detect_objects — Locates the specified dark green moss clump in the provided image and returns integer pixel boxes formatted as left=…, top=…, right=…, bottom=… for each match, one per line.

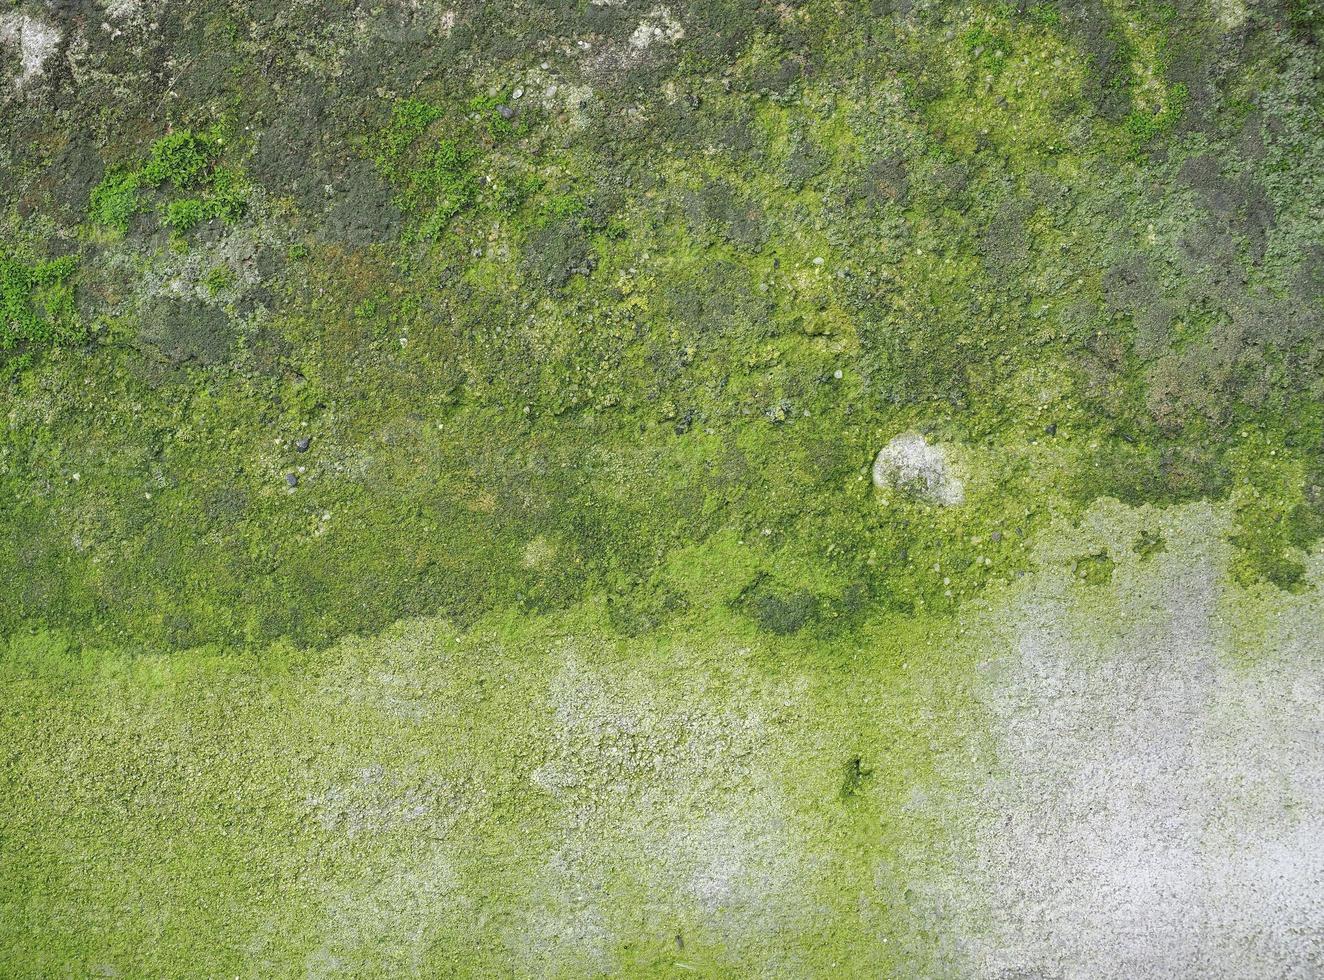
left=737, top=574, right=822, bottom=635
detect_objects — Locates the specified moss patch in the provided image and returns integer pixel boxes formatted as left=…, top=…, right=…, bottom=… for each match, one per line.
left=0, top=251, right=80, bottom=371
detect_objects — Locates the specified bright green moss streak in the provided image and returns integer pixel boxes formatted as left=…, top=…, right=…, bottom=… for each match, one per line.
left=371, top=95, right=537, bottom=240
left=161, top=167, right=249, bottom=233
left=86, top=125, right=249, bottom=238
left=0, top=252, right=80, bottom=370
left=140, top=129, right=223, bottom=189
left=86, top=171, right=138, bottom=232
left=202, top=263, right=237, bottom=296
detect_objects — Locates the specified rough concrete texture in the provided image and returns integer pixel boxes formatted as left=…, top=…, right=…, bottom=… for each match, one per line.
left=947, top=501, right=1324, bottom=978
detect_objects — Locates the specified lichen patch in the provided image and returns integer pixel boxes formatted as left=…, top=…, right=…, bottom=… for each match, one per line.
left=0, top=12, right=60, bottom=91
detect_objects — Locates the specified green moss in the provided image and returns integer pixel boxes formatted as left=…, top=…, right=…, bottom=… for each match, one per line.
left=1133, top=528, right=1167, bottom=560
left=1124, top=81, right=1188, bottom=159
left=1, top=4, right=1323, bottom=971
left=0, top=598, right=986, bottom=978
left=1071, top=550, right=1116, bottom=586
left=0, top=252, right=81, bottom=370
left=837, top=755, right=873, bottom=801
left=140, top=129, right=224, bottom=189
left=87, top=171, right=140, bottom=233
left=1287, top=0, right=1323, bottom=38
left=1026, top=3, right=1059, bottom=27
left=161, top=197, right=209, bottom=232
left=1230, top=499, right=1317, bottom=592
left=161, top=171, right=248, bottom=235
left=371, top=98, right=486, bottom=239
left=202, top=264, right=237, bottom=296
left=1216, top=421, right=1324, bottom=592
left=735, top=572, right=822, bottom=634
left=5, top=500, right=1298, bottom=975
left=86, top=126, right=248, bottom=238
left=1, top=0, right=1319, bottom=655
left=408, top=139, right=480, bottom=234
left=370, top=94, right=546, bottom=241
left=374, top=98, right=446, bottom=169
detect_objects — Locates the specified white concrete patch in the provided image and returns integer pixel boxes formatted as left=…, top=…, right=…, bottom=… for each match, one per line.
left=586, top=4, right=684, bottom=76
left=951, top=502, right=1324, bottom=978
left=305, top=844, right=461, bottom=977
left=101, top=0, right=141, bottom=19
left=0, top=12, right=61, bottom=91
left=629, top=6, right=685, bottom=51
left=394, top=0, right=456, bottom=36
left=1211, top=0, right=1251, bottom=30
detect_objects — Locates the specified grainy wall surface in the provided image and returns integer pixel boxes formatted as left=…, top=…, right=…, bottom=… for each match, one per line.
left=1, top=0, right=1321, bottom=975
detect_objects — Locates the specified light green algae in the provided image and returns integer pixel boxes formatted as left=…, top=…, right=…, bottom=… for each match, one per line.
left=3, top=500, right=1319, bottom=977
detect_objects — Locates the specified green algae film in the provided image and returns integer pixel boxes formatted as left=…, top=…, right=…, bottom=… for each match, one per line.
left=1, top=0, right=1323, bottom=975
left=0, top=607, right=980, bottom=977
left=3, top=501, right=1320, bottom=976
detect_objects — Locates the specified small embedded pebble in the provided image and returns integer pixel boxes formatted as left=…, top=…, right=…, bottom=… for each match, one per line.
left=872, top=431, right=964, bottom=506
left=285, top=473, right=299, bottom=487
left=295, top=436, right=310, bottom=452
left=497, top=105, right=515, bottom=120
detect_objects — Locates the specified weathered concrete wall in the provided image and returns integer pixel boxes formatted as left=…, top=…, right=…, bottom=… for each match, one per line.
left=3, top=500, right=1319, bottom=976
